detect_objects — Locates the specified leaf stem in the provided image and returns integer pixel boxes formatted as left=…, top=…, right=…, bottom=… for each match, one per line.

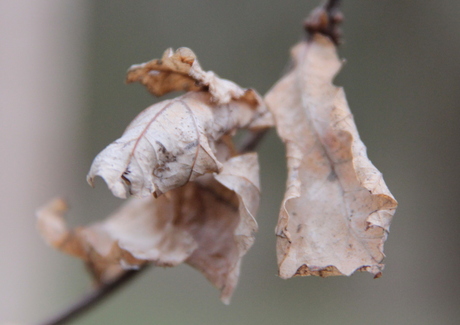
left=37, top=265, right=151, bottom=325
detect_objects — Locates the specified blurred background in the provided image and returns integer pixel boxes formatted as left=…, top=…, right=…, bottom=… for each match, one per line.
left=1, top=1, right=459, bottom=324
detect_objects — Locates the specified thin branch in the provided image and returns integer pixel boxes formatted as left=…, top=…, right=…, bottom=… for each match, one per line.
left=238, top=129, right=269, bottom=153
left=239, top=0, right=344, bottom=154
left=325, top=0, right=341, bottom=11
left=37, top=265, right=151, bottom=325
left=37, top=128, right=270, bottom=325
left=304, top=0, right=344, bottom=45
left=37, top=123, right=268, bottom=325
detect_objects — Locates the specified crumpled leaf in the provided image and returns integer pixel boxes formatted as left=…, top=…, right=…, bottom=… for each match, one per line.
left=126, top=47, right=261, bottom=106
left=265, top=34, right=398, bottom=279
left=38, top=153, right=260, bottom=304
left=88, top=48, right=271, bottom=198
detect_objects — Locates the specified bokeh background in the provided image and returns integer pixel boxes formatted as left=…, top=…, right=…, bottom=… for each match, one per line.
left=1, top=1, right=459, bottom=324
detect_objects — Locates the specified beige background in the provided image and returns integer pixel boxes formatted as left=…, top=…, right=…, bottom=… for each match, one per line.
left=1, top=1, right=459, bottom=324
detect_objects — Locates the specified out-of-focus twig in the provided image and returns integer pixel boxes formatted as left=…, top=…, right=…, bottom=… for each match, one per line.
left=304, top=0, right=344, bottom=45
left=238, top=129, right=270, bottom=153
left=37, top=265, right=151, bottom=325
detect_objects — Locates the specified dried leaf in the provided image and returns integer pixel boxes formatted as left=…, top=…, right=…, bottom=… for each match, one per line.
left=88, top=91, right=267, bottom=198
left=126, top=47, right=262, bottom=106
left=39, top=153, right=260, bottom=303
left=89, top=48, right=271, bottom=198
left=265, top=34, right=398, bottom=279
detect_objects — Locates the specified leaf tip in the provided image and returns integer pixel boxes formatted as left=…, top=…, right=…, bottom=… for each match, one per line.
left=174, top=47, right=196, bottom=65
left=36, top=197, right=70, bottom=247
left=162, top=47, right=174, bottom=59
left=220, top=295, right=231, bottom=305
left=87, top=171, right=129, bottom=199
left=86, top=174, right=95, bottom=188
left=153, top=189, right=162, bottom=198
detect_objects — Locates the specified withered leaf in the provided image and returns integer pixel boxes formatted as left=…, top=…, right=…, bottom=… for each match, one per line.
left=39, top=153, right=260, bottom=303
left=88, top=48, right=271, bottom=198
left=126, top=47, right=264, bottom=106
left=88, top=91, right=267, bottom=198
left=265, top=34, right=398, bottom=279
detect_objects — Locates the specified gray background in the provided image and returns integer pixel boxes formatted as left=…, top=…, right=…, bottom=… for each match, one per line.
left=1, top=1, right=459, bottom=324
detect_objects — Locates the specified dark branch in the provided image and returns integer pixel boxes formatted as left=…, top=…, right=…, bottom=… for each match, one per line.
left=304, top=0, right=344, bottom=45
left=325, top=0, right=341, bottom=11
left=37, top=265, right=151, bottom=325
left=238, top=129, right=269, bottom=153
left=239, top=1, right=345, bottom=153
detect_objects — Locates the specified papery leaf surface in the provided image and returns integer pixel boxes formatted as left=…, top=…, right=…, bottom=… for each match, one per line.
left=265, top=34, right=398, bottom=278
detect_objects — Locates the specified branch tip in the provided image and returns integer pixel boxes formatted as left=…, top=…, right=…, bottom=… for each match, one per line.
left=304, top=0, right=344, bottom=45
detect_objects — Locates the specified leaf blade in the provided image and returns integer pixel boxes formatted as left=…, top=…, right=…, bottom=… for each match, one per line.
left=266, top=34, right=398, bottom=279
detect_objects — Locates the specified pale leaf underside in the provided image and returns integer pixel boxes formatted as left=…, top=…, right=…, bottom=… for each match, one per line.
left=265, top=34, right=397, bottom=279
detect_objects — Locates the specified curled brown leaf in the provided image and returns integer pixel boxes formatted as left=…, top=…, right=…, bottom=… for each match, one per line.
left=89, top=48, right=271, bottom=198
left=126, top=47, right=264, bottom=106
left=39, top=153, right=260, bottom=303
left=87, top=91, right=267, bottom=198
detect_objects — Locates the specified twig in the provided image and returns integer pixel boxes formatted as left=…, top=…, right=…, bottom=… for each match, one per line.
left=37, top=265, right=151, bottom=325
left=37, top=123, right=267, bottom=325
left=239, top=0, right=344, bottom=154
left=304, top=0, right=344, bottom=45
left=325, top=0, right=341, bottom=11
left=238, top=129, right=269, bottom=153
left=37, top=129, right=269, bottom=325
